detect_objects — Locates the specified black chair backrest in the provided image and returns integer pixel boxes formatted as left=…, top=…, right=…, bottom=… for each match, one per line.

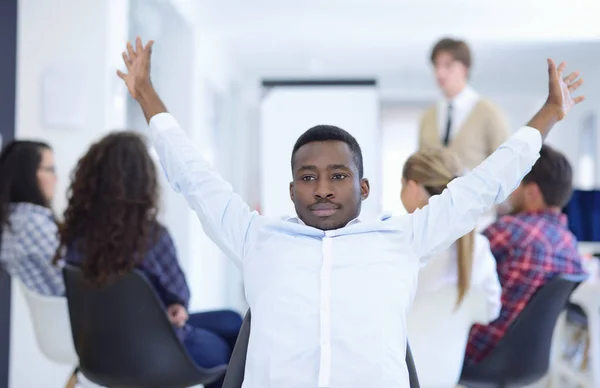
left=222, top=310, right=251, bottom=388
left=223, top=310, right=420, bottom=388
left=63, top=264, right=226, bottom=388
left=461, top=273, right=587, bottom=386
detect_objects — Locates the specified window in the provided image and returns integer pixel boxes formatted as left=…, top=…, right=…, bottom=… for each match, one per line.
left=577, top=113, right=596, bottom=190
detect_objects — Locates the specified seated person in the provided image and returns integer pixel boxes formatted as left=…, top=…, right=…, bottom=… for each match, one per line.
left=55, top=132, right=242, bottom=388
left=465, top=144, right=585, bottom=365
left=401, top=148, right=501, bottom=384
left=0, top=140, right=63, bottom=295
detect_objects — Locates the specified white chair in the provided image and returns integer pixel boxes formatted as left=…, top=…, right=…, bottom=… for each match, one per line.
left=407, top=286, right=488, bottom=387
left=16, top=279, right=80, bottom=386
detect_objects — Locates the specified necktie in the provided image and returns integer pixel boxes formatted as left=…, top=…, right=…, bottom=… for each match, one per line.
left=443, top=103, right=453, bottom=146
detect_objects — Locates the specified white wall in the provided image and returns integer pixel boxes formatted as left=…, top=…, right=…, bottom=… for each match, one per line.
left=128, top=0, right=198, bottom=304
left=260, top=85, right=381, bottom=220
left=380, top=104, right=427, bottom=216
left=11, top=0, right=129, bottom=386
left=127, top=0, right=255, bottom=312
left=186, top=29, right=245, bottom=312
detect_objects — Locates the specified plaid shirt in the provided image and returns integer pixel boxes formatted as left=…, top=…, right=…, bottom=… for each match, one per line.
left=65, top=224, right=190, bottom=309
left=465, top=209, right=584, bottom=364
left=0, top=202, right=64, bottom=296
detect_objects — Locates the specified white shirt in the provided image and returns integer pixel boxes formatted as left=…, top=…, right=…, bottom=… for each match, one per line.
left=149, top=112, right=541, bottom=388
left=415, top=234, right=501, bottom=322
left=437, top=85, right=480, bottom=142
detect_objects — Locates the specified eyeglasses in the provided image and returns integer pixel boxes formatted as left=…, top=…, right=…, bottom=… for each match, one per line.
left=38, top=166, right=56, bottom=174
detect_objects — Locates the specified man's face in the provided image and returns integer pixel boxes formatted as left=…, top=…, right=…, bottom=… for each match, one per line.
left=433, top=51, right=468, bottom=97
left=290, top=140, right=369, bottom=230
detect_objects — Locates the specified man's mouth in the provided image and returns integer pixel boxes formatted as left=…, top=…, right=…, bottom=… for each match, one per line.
left=310, top=203, right=340, bottom=217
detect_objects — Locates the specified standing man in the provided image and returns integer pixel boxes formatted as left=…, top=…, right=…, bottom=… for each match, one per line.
left=419, top=38, right=510, bottom=170
left=117, top=37, right=583, bottom=388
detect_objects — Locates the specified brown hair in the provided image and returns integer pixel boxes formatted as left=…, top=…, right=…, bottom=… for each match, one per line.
left=430, top=38, right=472, bottom=70
left=403, top=148, right=474, bottom=306
left=53, top=132, right=159, bottom=285
left=523, top=144, right=573, bottom=208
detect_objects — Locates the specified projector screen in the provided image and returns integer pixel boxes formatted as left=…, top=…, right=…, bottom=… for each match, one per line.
left=259, top=82, right=381, bottom=221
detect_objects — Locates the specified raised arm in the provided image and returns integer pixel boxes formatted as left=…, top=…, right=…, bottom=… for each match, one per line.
left=405, top=59, right=584, bottom=258
left=117, top=37, right=259, bottom=266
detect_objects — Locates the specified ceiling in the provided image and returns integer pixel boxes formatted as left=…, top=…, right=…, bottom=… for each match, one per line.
left=165, top=0, right=599, bottom=97
left=181, top=0, right=598, bottom=75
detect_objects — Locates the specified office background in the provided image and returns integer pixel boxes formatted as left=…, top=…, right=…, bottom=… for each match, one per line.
left=1, top=0, right=599, bottom=386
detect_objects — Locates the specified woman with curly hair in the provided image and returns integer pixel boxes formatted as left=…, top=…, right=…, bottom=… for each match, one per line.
left=55, top=132, right=241, bottom=388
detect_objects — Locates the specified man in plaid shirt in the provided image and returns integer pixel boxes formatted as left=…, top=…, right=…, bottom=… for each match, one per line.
left=465, top=144, right=585, bottom=364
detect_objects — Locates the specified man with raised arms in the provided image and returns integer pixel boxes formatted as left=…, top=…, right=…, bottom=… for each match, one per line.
left=117, top=37, right=583, bottom=388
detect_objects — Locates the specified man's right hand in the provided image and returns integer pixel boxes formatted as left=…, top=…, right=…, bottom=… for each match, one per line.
left=117, top=37, right=167, bottom=123
left=117, top=37, right=154, bottom=100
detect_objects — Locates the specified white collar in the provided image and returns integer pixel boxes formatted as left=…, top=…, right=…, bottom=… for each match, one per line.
left=284, top=212, right=393, bottom=227
left=284, top=216, right=362, bottom=227
left=446, top=85, right=478, bottom=108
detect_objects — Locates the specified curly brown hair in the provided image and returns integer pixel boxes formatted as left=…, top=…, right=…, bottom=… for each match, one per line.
left=54, top=131, right=159, bottom=285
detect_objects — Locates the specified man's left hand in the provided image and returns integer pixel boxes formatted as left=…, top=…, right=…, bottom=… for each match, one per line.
left=546, top=59, right=585, bottom=121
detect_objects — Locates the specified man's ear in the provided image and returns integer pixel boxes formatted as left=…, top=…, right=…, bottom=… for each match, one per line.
left=525, top=182, right=543, bottom=203
left=360, top=178, right=370, bottom=200
left=289, top=181, right=294, bottom=202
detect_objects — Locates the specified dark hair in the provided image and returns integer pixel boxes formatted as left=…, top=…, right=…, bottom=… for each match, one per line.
left=291, top=125, right=364, bottom=178
left=0, top=140, right=52, bottom=227
left=523, top=144, right=573, bottom=208
left=53, top=132, right=159, bottom=285
left=431, top=38, right=472, bottom=69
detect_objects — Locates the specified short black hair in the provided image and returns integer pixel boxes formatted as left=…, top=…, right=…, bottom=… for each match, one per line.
left=291, top=125, right=364, bottom=178
left=523, top=144, right=573, bottom=208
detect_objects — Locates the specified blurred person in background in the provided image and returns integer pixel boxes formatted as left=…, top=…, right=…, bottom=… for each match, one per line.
left=55, top=132, right=242, bottom=388
left=401, top=147, right=501, bottom=314
left=465, top=144, right=585, bottom=365
left=0, top=140, right=63, bottom=295
left=419, top=37, right=510, bottom=171
left=420, top=38, right=513, bottom=229
left=401, top=147, right=501, bottom=385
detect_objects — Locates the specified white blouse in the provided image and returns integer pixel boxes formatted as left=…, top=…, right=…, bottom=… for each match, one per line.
left=415, top=233, right=502, bottom=321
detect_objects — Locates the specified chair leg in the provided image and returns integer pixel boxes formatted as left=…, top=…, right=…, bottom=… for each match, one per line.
left=64, top=366, right=79, bottom=388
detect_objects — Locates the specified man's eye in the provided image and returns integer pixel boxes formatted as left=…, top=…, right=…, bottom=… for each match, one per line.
left=332, top=174, right=347, bottom=180
left=301, top=176, right=316, bottom=181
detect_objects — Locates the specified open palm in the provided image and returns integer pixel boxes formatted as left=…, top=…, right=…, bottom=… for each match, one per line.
left=546, top=59, right=584, bottom=120
left=117, top=37, right=154, bottom=100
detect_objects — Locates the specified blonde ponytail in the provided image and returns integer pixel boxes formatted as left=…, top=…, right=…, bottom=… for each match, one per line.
left=403, top=147, right=475, bottom=306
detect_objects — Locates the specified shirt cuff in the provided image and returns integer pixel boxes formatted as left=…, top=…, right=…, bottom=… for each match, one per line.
left=511, top=126, right=543, bottom=154
left=148, top=112, right=179, bottom=141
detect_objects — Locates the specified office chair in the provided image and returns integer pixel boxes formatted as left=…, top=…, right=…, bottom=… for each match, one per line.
left=223, top=310, right=421, bottom=388
left=63, top=264, right=227, bottom=388
left=459, top=273, right=588, bottom=388
left=16, top=279, right=80, bottom=387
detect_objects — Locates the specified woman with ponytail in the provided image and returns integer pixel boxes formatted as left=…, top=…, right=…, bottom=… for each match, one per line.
left=401, top=147, right=502, bottom=385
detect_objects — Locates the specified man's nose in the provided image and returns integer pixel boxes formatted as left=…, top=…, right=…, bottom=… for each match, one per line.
left=314, top=180, right=334, bottom=199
